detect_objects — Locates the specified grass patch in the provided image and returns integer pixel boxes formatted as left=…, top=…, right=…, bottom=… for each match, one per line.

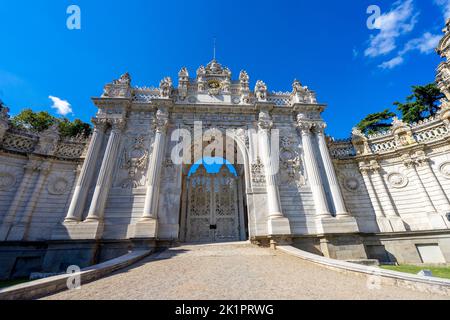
left=380, top=265, right=450, bottom=280
left=0, top=279, right=29, bottom=289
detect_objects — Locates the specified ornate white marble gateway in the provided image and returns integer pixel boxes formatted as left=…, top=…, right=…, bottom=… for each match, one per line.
left=2, top=23, right=450, bottom=279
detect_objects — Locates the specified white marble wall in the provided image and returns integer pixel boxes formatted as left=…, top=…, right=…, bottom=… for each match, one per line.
left=331, top=114, right=450, bottom=234
left=0, top=153, right=79, bottom=241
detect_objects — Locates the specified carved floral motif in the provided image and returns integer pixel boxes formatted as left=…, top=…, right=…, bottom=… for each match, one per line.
left=119, top=135, right=150, bottom=189
left=251, top=158, right=266, bottom=186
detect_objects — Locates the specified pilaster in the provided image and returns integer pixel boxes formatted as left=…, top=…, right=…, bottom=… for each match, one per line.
left=7, top=161, right=53, bottom=241
left=0, top=159, right=41, bottom=240
left=403, top=152, right=449, bottom=230
left=257, top=106, right=291, bottom=237
left=132, top=107, right=169, bottom=239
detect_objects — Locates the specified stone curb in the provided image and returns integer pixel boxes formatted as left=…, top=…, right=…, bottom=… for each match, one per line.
left=277, top=245, right=450, bottom=297
left=0, top=250, right=152, bottom=300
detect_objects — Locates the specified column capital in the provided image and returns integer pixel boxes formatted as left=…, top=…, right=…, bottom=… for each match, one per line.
left=91, top=118, right=108, bottom=132
left=414, top=150, right=430, bottom=167
left=24, top=159, right=42, bottom=173
left=359, top=160, right=380, bottom=174
left=38, top=162, right=53, bottom=175
left=109, top=119, right=126, bottom=133
left=401, top=151, right=430, bottom=168
left=401, top=154, right=416, bottom=169
left=312, top=122, right=327, bottom=135
left=296, top=120, right=314, bottom=136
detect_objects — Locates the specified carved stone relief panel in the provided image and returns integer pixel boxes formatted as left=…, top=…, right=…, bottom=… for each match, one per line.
left=278, top=130, right=306, bottom=189
left=115, top=134, right=152, bottom=189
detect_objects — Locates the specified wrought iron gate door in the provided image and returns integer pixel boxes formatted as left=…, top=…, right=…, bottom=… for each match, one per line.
left=186, top=166, right=240, bottom=242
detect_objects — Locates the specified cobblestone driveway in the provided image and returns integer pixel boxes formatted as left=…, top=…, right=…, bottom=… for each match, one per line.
left=44, top=242, right=448, bottom=300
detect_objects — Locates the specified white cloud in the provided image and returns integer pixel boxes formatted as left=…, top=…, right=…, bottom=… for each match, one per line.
left=434, top=0, right=450, bottom=20
left=400, top=32, right=441, bottom=55
left=379, top=56, right=404, bottom=69
left=378, top=32, right=441, bottom=69
left=365, top=0, right=418, bottom=58
left=49, top=96, right=73, bottom=116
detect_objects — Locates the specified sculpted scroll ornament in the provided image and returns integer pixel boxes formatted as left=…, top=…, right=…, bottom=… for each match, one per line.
left=0, top=172, right=16, bottom=191
left=440, top=162, right=450, bottom=179
left=387, top=172, right=409, bottom=189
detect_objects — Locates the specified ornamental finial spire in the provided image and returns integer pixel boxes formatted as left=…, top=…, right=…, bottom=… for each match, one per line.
left=213, top=37, right=217, bottom=60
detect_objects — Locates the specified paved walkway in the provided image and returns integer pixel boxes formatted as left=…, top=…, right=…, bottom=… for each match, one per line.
left=44, top=242, right=448, bottom=300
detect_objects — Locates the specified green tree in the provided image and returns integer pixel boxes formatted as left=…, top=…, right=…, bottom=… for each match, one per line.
left=356, top=109, right=396, bottom=135
left=58, top=118, right=92, bottom=138
left=394, top=83, right=444, bottom=124
left=10, top=109, right=56, bottom=132
left=10, top=109, right=91, bottom=137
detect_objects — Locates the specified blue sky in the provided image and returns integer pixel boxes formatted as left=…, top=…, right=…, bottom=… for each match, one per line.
left=0, top=0, right=449, bottom=138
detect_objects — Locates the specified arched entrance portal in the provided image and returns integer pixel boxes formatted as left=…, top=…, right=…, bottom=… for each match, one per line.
left=180, top=157, right=248, bottom=243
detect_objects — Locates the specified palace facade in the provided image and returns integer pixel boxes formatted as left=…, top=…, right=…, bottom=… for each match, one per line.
left=1, top=23, right=450, bottom=279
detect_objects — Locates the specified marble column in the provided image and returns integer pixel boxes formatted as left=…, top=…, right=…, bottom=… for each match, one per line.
left=65, top=118, right=107, bottom=222
left=85, top=119, right=125, bottom=221
left=315, top=123, right=349, bottom=217
left=257, top=116, right=283, bottom=219
left=297, top=121, right=331, bottom=217
left=257, top=109, right=291, bottom=237
left=141, top=108, right=169, bottom=221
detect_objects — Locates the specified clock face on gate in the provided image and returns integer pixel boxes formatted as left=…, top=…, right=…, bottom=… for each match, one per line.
left=208, top=79, right=221, bottom=89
